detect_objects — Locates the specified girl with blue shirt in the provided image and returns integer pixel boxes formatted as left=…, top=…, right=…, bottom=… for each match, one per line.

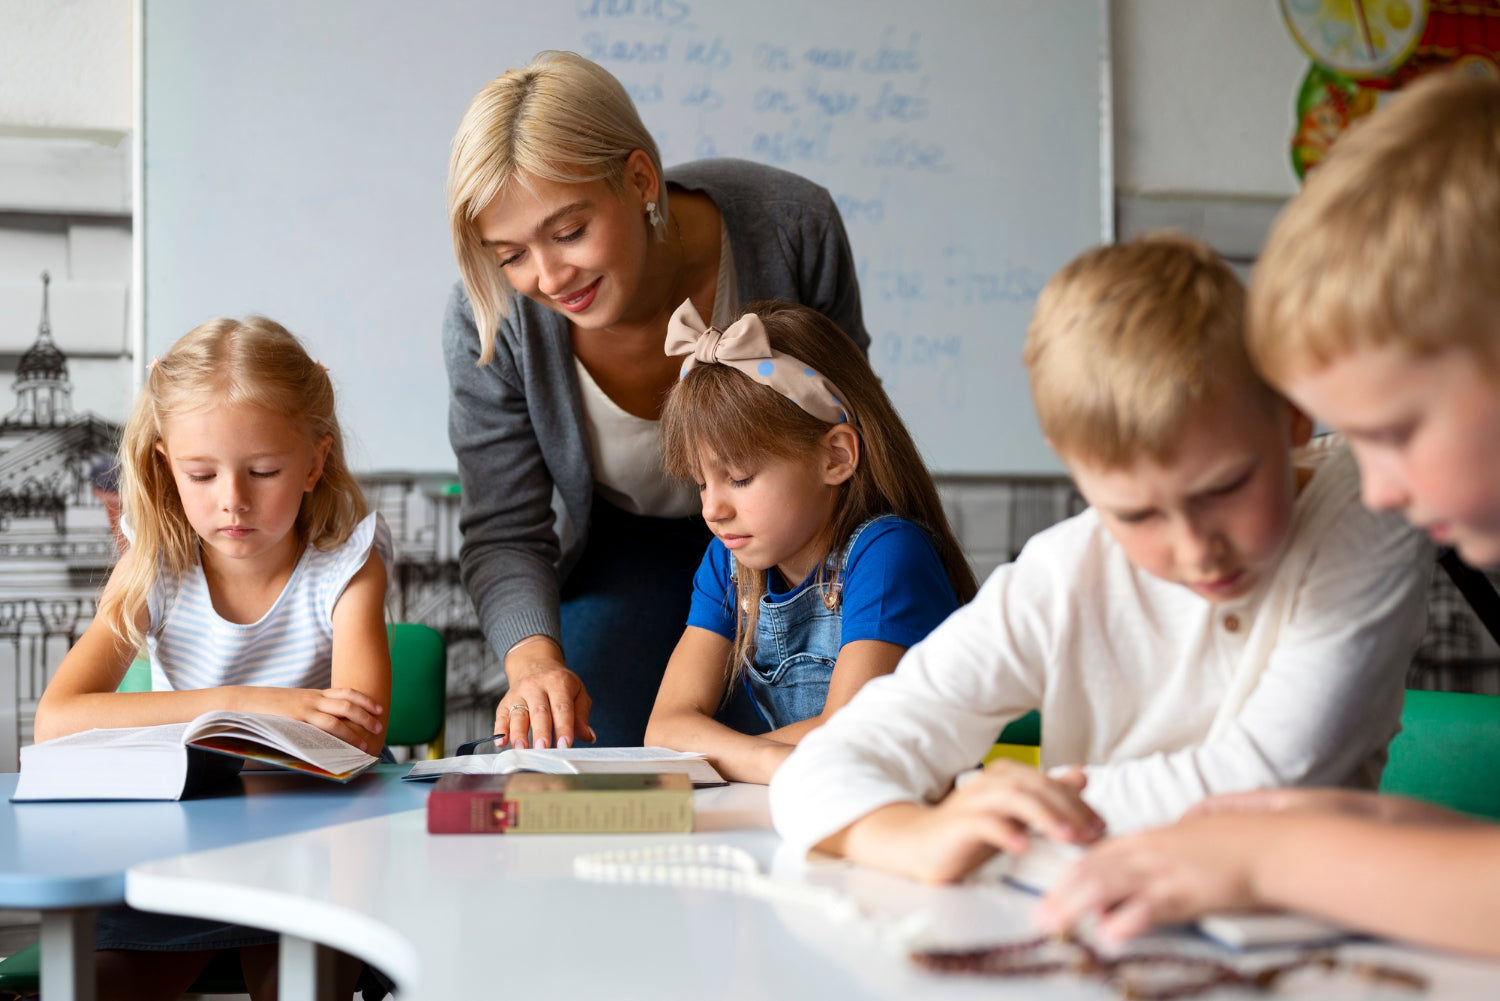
left=643, top=300, right=976, bottom=783
left=35, top=316, right=391, bottom=1000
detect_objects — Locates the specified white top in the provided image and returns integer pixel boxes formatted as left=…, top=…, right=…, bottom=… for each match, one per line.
left=573, top=222, right=740, bottom=519
left=770, top=438, right=1434, bottom=853
left=146, top=512, right=394, bottom=691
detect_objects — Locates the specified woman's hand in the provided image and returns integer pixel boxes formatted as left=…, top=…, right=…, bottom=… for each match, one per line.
left=825, top=760, right=1105, bottom=883
left=495, top=637, right=595, bottom=749
left=246, top=686, right=386, bottom=753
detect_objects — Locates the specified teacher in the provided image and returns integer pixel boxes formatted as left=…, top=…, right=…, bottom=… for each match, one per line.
left=443, top=50, right=870, bottom=748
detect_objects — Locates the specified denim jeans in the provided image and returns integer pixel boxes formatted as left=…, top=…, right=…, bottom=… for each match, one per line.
left=559, top=497, right=763, bottom=746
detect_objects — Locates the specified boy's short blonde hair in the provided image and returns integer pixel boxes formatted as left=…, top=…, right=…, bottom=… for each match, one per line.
left=1025, top=232, right=1273, bottom=468
left=1249, top=70, right=1500, bottom=385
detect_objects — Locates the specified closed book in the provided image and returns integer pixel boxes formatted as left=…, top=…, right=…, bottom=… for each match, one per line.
left=426, top=772, right=695, bottom=834
left=12, top=711, right=377, bottom=802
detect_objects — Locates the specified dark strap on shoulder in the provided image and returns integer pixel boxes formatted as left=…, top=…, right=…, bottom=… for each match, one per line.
left=1439, top=547, right=1500, bottom=648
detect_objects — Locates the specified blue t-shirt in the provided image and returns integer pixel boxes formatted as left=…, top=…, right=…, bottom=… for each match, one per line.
left=686, top=516, right=959, bottom=650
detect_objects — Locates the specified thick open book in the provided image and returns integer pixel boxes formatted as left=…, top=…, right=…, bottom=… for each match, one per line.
left=999, top=838, right=1351, bottom=950
left=404, top=746, right=727, bottom=788
left=12, top=711, right=378, bottom=802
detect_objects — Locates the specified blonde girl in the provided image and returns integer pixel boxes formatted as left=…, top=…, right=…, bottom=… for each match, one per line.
left=644, top=300, right=976, bottom=783
left=35, top=316, right=391, bottom=1000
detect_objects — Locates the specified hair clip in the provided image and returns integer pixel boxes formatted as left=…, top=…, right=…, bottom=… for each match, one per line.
left=316, top=360, right=330, bottom=372
left=145, top=356, right=160, bottom=372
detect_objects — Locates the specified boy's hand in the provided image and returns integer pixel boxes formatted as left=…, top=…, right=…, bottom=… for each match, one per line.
left=832, top=760, right=1105, bottom=883
left=247, top=686, right=386, bottom=752
left=1035, top=814, right=1269, bottom=945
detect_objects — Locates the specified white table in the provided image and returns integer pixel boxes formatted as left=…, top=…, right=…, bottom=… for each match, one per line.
left=128, top=784, right=1500, bottom=1000
left=0, top=765, right=428, bottom=1001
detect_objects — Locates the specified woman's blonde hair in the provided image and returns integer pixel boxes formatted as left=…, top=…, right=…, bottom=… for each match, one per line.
left=447, top=50, right=667, bottom=365
left=661, top=301, right=977, bottom=687
left=100, top=316, right=367, bottom=652
left=1025, top=232, right=1275, bottom=469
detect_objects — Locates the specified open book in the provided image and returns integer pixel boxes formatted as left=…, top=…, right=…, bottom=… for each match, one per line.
left=999, top=838, right=1352, bottom=950
left=12, top=711, right=378, bottom=802
left=404, top=746, right=727, bottom=788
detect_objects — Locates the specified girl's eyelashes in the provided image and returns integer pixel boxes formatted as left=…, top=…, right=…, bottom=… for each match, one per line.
left=730, top=475, right=754, bottom=488
left=556, top=226, right=585, bottom=243
left=250, top=469, right=281, bottom=479
left=497, top=249, right=522, bottom=268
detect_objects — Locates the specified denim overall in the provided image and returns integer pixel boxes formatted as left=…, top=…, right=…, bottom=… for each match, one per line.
left=741, top=515, right=898, bottom=730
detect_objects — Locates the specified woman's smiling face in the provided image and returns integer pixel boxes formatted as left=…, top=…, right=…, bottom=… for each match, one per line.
left=475, top=154, right=658, bottom=330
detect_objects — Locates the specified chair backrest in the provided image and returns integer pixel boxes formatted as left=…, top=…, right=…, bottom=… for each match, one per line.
left=1379, top=689, right=1500, bottom=819
left=386, top=622, right=447, bottom=756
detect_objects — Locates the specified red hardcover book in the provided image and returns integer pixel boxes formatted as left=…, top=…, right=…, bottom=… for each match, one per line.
left=426, top=771, right=694, bottom=834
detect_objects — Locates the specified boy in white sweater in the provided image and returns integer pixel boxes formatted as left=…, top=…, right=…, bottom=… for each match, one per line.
left=1037, top=71, right=1500, bottom=959
left=769, top=232, right=1433, bottom=883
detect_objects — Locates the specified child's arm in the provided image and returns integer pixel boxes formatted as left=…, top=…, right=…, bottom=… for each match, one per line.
left=36, top=552, right=390, bottom=751
left=820, top=759, right=1103, bottom=883
left=646, top=632, right=907, bottom=784
left=1036, top=811, right=1500, bottom=958
left=645, top=627, right=788, bottom=783
left=769, top=543, right=1088, bottom=876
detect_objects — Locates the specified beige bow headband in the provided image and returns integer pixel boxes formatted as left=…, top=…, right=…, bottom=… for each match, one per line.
left=665, top=300, right=852, bottom=426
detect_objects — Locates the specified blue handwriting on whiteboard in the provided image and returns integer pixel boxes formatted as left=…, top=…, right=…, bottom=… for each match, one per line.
left=834, top=194, right=885, bottom=225
left=574, top=0, right=693, bottom=27
left=684, top=37, right=731, bottom=68
left=804, top=47, right=856, bottom=70
left=754, top=44, right=793, bottom=72
left=864, top=137, right=948, bottom=172
left=751, top=120, right=836, bottom=165
left=866, top=81, right=928, bottom=124
left=803, top=80, right=859, bottom=116
left=583, top=32, right=671, bottom=63
left=861, top=29, right=922, bottom=73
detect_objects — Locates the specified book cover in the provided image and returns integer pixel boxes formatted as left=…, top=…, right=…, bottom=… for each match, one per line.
left=12, top=711, right=377, bottom=802
left=427, top=772, right=695, bottom=834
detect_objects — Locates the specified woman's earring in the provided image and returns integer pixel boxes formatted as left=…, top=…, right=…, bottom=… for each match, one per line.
left=645, top=201, right=663, bottom=230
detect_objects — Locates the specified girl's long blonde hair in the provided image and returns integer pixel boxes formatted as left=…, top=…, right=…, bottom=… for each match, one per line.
left=661, top=301, right=977, bottom=687
left=100, top=316, right=367, bottom=652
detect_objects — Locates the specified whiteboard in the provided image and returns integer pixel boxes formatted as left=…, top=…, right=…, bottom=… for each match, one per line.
left=143, top=0, right=1108, bottom=474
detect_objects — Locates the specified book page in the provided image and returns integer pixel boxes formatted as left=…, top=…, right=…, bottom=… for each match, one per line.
left=406, top=746, right=725, bottom=786
left=26, top=721, right=191, bottom=750
left=184, top=711, right=375, bottom=779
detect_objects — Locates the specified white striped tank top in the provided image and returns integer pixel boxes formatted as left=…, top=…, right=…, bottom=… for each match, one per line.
left=146, top=512, right=393, bottom=692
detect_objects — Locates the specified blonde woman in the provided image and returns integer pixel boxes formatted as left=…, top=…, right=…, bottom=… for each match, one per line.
left=445, top=51, right=869, bottom=748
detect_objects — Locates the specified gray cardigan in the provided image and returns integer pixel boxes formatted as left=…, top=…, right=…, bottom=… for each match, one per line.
left=443, top=158, right=870, bottom=660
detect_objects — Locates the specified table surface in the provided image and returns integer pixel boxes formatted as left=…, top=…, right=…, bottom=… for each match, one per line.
left=0, top=763, right=427, bottom=909
left=127, top=783, right=1500, bottom=1001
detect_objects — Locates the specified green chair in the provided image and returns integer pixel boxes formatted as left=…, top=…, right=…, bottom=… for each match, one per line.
left=0, top=623, right=448, bottom=997
left=1378, top=688, right=1500, bottom=819
left=386, top=622, right=448, bottom=759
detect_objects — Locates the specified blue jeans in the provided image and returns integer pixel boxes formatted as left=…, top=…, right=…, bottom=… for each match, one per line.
left=559, top=497, right=763, bottom=746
